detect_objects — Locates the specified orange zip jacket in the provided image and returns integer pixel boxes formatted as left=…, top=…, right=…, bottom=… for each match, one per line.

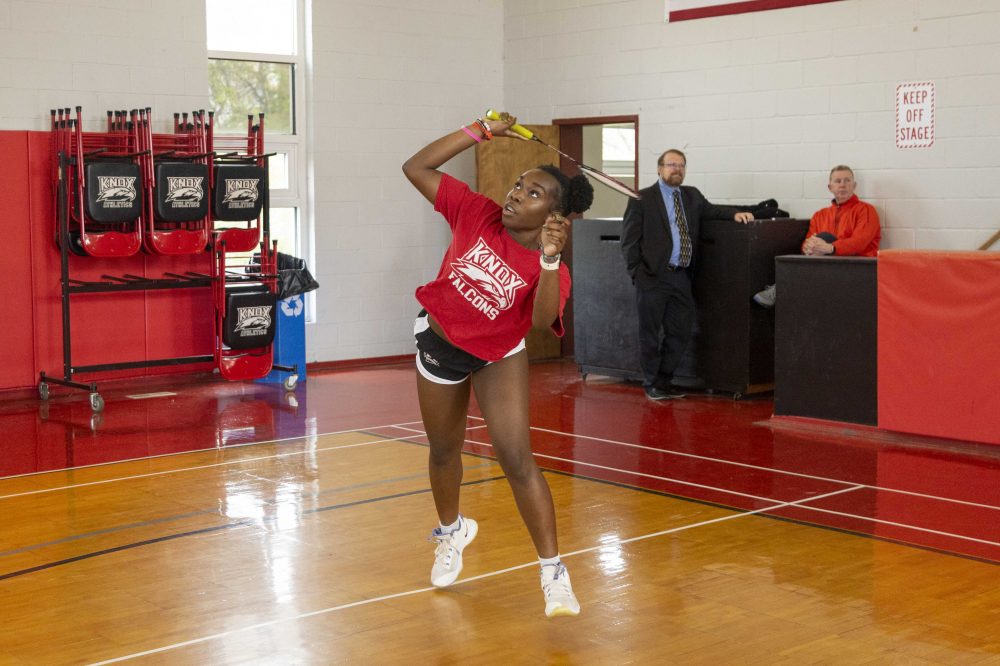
left=805, top=195, right=881, bottom=257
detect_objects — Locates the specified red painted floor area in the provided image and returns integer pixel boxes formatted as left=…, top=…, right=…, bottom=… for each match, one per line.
left=3, top=359, right=998, bottom=562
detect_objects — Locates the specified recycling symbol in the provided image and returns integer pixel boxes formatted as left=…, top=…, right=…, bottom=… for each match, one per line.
left=280, top=295, right=304, bottom=317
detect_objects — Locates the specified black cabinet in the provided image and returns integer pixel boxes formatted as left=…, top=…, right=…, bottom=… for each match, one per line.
left=572, top=218, right=643, bottom=382
left=693, top=218, right=809, bottom=396
left=774, top=255, right=878, bottom=425
left=572, top=217, right=808, bottom=396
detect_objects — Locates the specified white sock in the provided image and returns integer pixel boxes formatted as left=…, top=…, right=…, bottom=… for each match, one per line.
left=539, top=554, right=561, bottom=568
left=439, top=516, right=461, bottom=533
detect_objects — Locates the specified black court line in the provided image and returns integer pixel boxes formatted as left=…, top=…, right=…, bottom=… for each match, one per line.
left=0, top=475, right=505, bottom=582
left=0, top=431, right=465, bottom=558
left=1, top=462, right=501, bottom=560
left=10, top=426, right=990, bottom=585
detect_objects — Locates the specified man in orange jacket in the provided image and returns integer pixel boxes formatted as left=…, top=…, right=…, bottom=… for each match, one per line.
left=754, top=165, right=880, bottom=307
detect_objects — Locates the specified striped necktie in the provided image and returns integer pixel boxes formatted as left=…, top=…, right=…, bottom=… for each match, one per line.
left=672, top=189, right=692, bottom=267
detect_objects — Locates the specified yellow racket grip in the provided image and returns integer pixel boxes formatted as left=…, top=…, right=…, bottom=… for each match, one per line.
left=485, top=109, right=534, bottom=140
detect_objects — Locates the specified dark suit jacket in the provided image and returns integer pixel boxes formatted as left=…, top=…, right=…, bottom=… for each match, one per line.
left=621, top=182, right=737, bottom=287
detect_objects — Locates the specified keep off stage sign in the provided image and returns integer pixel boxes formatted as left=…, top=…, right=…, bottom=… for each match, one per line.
left=896, top=81, right=935, bottom=149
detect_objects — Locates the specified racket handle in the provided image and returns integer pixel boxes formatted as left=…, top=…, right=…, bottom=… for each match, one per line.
left=485, top=109, right=534, bottom=140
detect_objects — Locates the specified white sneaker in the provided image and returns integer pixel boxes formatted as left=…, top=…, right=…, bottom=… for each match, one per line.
left=429, top=516, right=478, bottom=588
left=540, top=562, right=580, bottom=617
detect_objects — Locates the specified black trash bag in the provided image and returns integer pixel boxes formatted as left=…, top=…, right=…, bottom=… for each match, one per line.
left=248, top=252, right=320, bottom=300
left=277, top=261, right=320, bottom=300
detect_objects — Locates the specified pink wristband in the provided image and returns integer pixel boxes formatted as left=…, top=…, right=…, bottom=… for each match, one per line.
left=460, top=125, right=483, bottom=143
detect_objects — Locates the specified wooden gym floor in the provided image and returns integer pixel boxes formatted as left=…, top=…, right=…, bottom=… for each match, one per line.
left=1, top=359, right=998, bottom=664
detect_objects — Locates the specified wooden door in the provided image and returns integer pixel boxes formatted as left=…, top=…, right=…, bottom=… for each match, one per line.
left=475, top=125, right=564, bottom=361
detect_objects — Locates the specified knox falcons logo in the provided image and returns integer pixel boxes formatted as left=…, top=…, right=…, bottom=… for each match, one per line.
left=448, top=238, right=527, bottom=320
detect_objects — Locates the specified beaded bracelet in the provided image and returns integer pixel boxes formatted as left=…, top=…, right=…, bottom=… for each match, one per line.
left=474, top=118, right=493, bottom=140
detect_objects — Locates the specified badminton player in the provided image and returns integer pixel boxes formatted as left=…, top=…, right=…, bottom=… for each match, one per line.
left=402, top=112, right=593, bottom=617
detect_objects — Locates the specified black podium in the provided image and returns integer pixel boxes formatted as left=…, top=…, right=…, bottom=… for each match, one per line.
left=572, top=218, right=808, bottom=396
left=773, top=256, right=878, bottom=425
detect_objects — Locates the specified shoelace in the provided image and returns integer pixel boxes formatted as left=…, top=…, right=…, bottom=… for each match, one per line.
left=541, top=563, right=572, bottom=599
left=430, top=529, right=458, bottom=566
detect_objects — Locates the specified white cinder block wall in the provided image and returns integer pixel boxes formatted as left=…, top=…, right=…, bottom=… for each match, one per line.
left=0, top=0, right=209, bottom=133
left=4, top=0, right=998, bottom=365
left=503, top=0, right=1000, bottom=254
left=307, top=0, right=504, bottom=362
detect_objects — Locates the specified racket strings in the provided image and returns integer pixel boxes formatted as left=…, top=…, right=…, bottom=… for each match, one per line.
left=529, top=136, right=640, bottom=200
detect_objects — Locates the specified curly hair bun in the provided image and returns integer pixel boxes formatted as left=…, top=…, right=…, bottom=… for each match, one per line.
left=567, top=174, right=594, bottom=214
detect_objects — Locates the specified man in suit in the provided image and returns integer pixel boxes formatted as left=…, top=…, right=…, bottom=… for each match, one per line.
left=621, top=149, right=753, bottom=400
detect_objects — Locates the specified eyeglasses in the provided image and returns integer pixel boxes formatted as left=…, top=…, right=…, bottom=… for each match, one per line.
left=659, top=162, right=686, bottom=169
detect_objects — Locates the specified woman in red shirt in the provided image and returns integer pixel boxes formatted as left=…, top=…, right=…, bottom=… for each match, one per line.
left=402, top=112, right=593, bottom=617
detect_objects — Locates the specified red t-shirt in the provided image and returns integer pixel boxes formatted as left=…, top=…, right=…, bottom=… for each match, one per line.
left=415, top=174, right=571, bottom=362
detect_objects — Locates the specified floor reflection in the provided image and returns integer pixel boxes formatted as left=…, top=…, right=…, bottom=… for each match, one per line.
left=3, top=360, right=998, bottom=564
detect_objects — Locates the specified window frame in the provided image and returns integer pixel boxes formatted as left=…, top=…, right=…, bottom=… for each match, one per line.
left=207, top=0, right=312, bottom=320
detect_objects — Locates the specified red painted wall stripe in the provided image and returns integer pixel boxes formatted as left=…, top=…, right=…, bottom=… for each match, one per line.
left=669, top=0, right=842, bottom=22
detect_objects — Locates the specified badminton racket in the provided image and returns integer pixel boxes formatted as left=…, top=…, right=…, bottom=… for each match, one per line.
left=485, top=110, right=640, bottom=200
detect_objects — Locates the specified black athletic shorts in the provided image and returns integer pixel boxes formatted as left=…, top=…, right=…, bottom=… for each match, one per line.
left=413, top=310, right=525, bottom=384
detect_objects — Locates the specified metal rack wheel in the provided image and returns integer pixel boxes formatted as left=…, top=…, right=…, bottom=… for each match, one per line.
left=283, top=374, right=299, bottom=391
left=89, top=392, right=105, bottom=412
left=39, top=382, right=50, bottom=401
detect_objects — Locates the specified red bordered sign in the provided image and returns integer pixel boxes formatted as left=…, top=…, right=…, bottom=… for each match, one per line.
left=665, top=0, right=843, bottom=22
left=895, top=81, right=935, bottom=149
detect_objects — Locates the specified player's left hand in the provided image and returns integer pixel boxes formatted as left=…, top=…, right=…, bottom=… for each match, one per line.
left=541, top=213, right=570, bottom=257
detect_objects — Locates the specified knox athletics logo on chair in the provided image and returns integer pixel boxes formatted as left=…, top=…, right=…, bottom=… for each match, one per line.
left=233, top=304, right=273, bottom=338
left=221, top=178, right=260, bottom=209
left=95, top=176, right=138, bottom=208
left=449, top=237, right=526, bottom=320
left=164, top=177, right=205, bottom=208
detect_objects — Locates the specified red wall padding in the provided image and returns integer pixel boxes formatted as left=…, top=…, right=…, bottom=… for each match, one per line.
left=2, top=130, right=215, bottom=392
left=0, top=133, right=38, bottom=390
left=877, top=249, right=1000, bottom=445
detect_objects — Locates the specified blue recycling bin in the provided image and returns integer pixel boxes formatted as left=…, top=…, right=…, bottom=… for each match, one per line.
left=249, top=252, right=317, bottom=387
left=258, top=294, right=307, bottom=385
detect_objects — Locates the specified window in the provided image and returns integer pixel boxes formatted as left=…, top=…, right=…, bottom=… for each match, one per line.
left=206, top=0, right=308, bottom=285
left=601, top=124, right=636, bottom=177
left=268, top=208, right=299, bottom=265
left=207, top=59, right=295, bottom=135
left=206, top=0, right=295, bottom=55
left=579, top=122, right=637, bottom=218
